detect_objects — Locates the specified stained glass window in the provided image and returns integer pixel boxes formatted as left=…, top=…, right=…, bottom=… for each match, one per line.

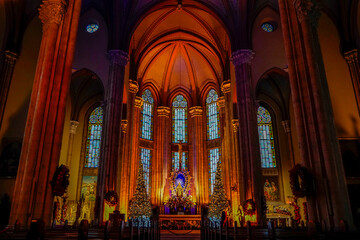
left=85, top=106, right=103, bottom=168
left=172, top=94, right=188, bottom=143
left=261, top=22, right=274, bottom=32
left=209, top=148, right=220, bottom=194
left=140, top=148, right=151, bottom=195
left=141, top=89, right=154, bottom=140
left=257, top=106, right=276, bottom=168
left=86, top=23, right=99, bottom=33
left=206, top=89, right=220, bottom=140
left=172, top=151, right=188, bottom=171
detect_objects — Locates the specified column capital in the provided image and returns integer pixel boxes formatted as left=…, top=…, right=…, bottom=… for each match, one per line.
left=221, top=80, right=231, bottom=94
left=281, top=120, right=291, bottom=133
left=231, top=49, right=254, bottom=66
left=39, top=0, right=67, bottom=28
left=232, top=119, right=239, bottom=133
left=217, top=96, right=226, bottom=108
left=344, top=49, right=359, bottom=64
left=121, top=120, right=128, bottom=133
left=108, top=50, right=129, bottom=66
left=134, top=96, right=144, bottom=109
left=157, top=106, right=171, bottom=118
left=4, top=50, right=18, bottom=65
left=69, top=120, right=79, bottom=134
left=129, top=80, right=139, bottom=94
left=189, top=106, right=203, bottom=118
left=293, top=0, right=321, bottom=28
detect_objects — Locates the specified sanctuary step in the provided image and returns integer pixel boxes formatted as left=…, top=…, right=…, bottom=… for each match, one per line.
left=160, top=229, right=200, bottom=240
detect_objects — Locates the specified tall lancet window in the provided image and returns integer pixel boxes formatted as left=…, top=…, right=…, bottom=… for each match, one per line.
left=206, top=89, right=220, bottom=140
left=172, top=94, right=188, bottom=170
left=209, top=148, right=220, bottom=194
left=257, top=106, right=276, bottom=168
left=141, top=89, right=154, bottom=140
left=85, top=106, right=103, bottom=168
left=140, top=148, right=151, bottom=194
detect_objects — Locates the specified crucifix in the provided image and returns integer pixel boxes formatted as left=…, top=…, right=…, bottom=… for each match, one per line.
left=177, top=140, right=184, bottom=171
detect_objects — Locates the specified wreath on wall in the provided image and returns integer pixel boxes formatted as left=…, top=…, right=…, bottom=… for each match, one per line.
left=243, top=199, right=256, bottom=216
left=104, top=190, right=119, bottom=207
left=50, top=164, right=70, bottom=196
left=289, top=164, right=313, bottom=198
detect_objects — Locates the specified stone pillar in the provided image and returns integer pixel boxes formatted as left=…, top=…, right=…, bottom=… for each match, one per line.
left=281, top=120, right=295, bottom=167
left=231, top=49, right=263, bottom=224
left=128, top=97, right=143, bottom=204
left=119, top=80, right=139, bottom=216
left=153, top=106, right=171, bottom=205
left=278, top=0, right=353, bottom=229
left=232, top=119, right=245, bottom=204
left=0, top=50, right=18, bottom=128
left=221, top=81, right=241, bottom=221
left=65, top=120, right=79, bottom=167
left=9, top=0, right=82, bottom=227
left=344, top=49, right=360, bottom=115
left=189, top=106, right=207, bottom=204
left=116, top=119, right=127, bottom=211
left=97, top=49, right=128, bottom=222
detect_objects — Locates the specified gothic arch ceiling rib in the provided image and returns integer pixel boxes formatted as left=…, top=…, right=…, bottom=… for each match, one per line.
left=131, top=1, right=230, bottom=102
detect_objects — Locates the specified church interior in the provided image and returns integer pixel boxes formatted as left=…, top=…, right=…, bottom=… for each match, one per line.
left=1, top=0, right=360, bottom=238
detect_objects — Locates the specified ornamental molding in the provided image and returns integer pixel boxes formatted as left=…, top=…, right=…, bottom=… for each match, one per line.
left=4, top=50, right=18, bottom=65
left=221, top=80, right=231, bottom=94
left=129, top=80, right=139, bottom=94
left=231, top=49, right=254, bottom=66
left=157, top=106, right=171, bottom=118
left=344, top=49, right=359, bottom=64
left=189, top=106, right=203, bottom=118
left=108, top=50, right=129, bottom=66
left=293, top=0, right=321, bottom=28
left=232, top=119, right=239, bottom=133
left=121, top=120, right=128, bottom=133
left=217, top=97, right=225, bottom=108
left=281, top=120, right=291, bottom=133
left=69, top=120, right=79, bottom=134
left=39, top=0, right=67, bottom=28
left=134, top=96, right=144, bottom=109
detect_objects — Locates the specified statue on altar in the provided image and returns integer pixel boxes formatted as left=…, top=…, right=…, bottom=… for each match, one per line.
left=165, top=141, right=195, bottom=214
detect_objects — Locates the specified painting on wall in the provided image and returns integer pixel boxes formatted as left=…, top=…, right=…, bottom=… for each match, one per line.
left=80, top=175, right=97, bottom=221
left=263, top=176, right=280, bottom=201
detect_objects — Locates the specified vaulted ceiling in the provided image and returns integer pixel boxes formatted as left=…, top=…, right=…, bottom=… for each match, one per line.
left=131, top=3, right=230, bottom=103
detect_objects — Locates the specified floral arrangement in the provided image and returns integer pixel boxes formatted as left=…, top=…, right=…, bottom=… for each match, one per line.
left=289, top=164, right=313, bottom=198
left=290, top=202, right=301, bottom=224
left=51, top=165, right=70, bottom=196
left=104, top=190, right=119, bottom=207
left=165, top=195, right=194, bottom=209
left=243, top=199, right=256, bottom=216
left=303, top=202, right=308, bottom=221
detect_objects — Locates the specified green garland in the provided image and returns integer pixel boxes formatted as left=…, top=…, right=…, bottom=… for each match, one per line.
left=289, top=164, right=313, bottom=198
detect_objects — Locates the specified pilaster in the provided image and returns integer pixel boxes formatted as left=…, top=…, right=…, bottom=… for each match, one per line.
left=344, top=49, right=360, bottom=115
left=65, top=120, right=79, bottom=167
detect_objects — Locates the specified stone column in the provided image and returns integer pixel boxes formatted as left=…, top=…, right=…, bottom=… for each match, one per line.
left=116, top=119, right=127, bottom=211
left=97, top=49, right=128, bottom=222
left=278, top=0, right=353, bottom=229
left=0, top=50, right=18, bottom=128
left=153, top=106, right=171, bottom=205
left=127, top=97, right=143, bottom=204
left=65, top=120, right=79, bottom=167
left=189, top=106, right=207, bottom=204
left=281, top=120, right=295, bottom=167
left=231, top=49, right=263, bottom=223
left=9, top=0, right=82, bottom=227
left=221, top=81, right=241, bottom=220
left=344, top=49, right=360, bottom=115
left=232, top=119, right=245, bottom=204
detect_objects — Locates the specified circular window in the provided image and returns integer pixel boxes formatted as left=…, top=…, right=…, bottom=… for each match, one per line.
left=86, top=23, right=99, bottom=33
left=261, top=22, right=274, bottom=33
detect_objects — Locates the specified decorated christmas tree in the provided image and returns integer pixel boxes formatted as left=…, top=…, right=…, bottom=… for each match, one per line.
left=208, top=160, right=229, bottom=223
left=128, top=160, right=152, bottom=223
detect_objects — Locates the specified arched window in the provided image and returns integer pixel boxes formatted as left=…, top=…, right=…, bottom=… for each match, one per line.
left=172, top=94, right=188, bottom=170
left=206, top=89, right=220, bottom=140
left=141, top=89, right=154, bottom=140
left=85, top=106, right=103, bottom=168
left=257, top=106, right=276, bottom=168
